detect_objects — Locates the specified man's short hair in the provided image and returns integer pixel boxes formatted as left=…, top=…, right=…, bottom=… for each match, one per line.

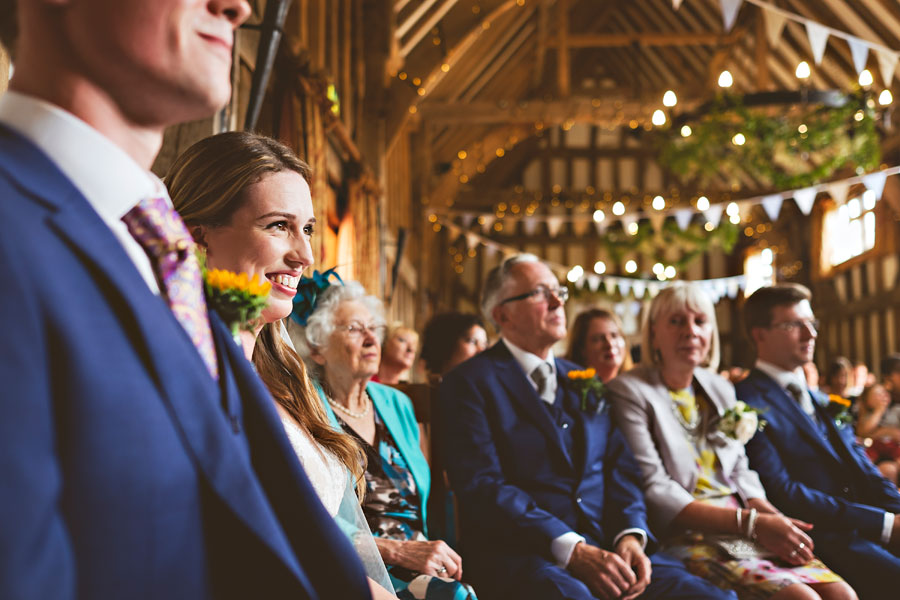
left=881, top=354, right=900, bottom=377
left=480, top=253, right=541, bottom=328
left=743, top=283, right=812, bottom=342
left=0, top=1, right=16, bottom=56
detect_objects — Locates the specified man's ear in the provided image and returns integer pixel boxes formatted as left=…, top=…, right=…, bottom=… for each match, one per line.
left=189, top=224, right=208, bottom=248
left=749, top=326, right=765, bottom=348
left=491, top=304, right=506, bottom=328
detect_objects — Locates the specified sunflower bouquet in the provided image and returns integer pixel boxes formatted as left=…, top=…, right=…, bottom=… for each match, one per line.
left=567, top=368, right=607, bottom=412
left=203, top=268, right=271, bottom=339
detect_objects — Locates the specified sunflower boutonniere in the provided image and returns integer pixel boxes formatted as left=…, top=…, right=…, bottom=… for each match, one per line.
left=567, top=368, right=607, bottom=413
left=824, top=394, right=853, bottom=427
left=203, top=267, right=271, bottom=340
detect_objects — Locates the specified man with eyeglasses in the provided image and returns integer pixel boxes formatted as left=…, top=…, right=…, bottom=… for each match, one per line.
left=436, top=254, right=735, bottom=600
left=736, top=284, right=900, bottom=598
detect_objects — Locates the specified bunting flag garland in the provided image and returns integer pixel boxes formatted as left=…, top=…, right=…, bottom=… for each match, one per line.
left=480, top=215, right=496, bottom=233
left=648, top=212, right=666, bottom=233
left=877, top=50, right=899, bottom=87
left=760, top=195, right=784, bottom=222
left=848, top=37, right=870, bottom=75
left=793, top=187, right=818, bottom=215
left=703, top=203, right=725, bottom=228
left=828, top=181, right=850, bottom=206
left=720, top=0, right=743, bottom=33
left=762, top=8, right=787, bottom=48
left=674, top=209, right=694, bottom=231
left=672, top=0, right=684, bottom=10
left=805, top=21, right=830, bottom=65
left=862, top=170, right=888, bottom=200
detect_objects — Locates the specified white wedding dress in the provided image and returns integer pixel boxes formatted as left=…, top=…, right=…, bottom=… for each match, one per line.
left=279, top=413, right=395, bottom=595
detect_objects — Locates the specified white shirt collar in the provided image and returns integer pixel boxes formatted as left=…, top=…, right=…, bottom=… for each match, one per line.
left=503, top=337, right=556, bottom=402
left=0, top=90, right=164, bottom=220
left=755, top=359, right=808, bottom=391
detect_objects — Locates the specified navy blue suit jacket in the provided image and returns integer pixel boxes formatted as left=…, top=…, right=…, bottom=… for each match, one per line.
left=736, top=368, right=900, bottom=541
left=437, top=342, right=650, bottom=583
left=0, top=125, right=371, bottom=600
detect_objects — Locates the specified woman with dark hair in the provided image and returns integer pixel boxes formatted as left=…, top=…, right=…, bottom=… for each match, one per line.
left=565, top=308, right=632, bottom=383
left=167, top=131, right=395, bottom=598
left=420, top=312, right=488, bottom=382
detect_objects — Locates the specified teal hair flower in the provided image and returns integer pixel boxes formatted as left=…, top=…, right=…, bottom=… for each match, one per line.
left=290, top=267, right=343, bottom=326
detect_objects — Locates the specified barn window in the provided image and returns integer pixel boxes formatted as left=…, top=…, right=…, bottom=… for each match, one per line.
left=824, top=190, right=877, bottom=267
left=744, top=247, right=775, bottom=296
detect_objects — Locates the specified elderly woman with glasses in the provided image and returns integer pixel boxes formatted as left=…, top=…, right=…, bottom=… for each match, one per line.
left=289, top=281, right=477, bottom=600
left=606, top=282, right=854, bottom=600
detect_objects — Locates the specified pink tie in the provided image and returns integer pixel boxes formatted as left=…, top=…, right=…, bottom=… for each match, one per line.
left=122, top=197, right=219, bottom=379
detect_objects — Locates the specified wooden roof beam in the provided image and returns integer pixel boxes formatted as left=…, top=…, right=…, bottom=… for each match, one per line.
left=546, top=31, right=744, bottom=48
left=399, top=0, right=460, bottom=58
left=557, top=0, right=570, bottom=97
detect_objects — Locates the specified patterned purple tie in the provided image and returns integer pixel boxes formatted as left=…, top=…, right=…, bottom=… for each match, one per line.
left=122, top=197, right=219, bottom=379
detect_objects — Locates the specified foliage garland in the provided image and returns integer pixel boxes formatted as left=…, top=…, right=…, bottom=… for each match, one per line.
left=657, top=89, right=881, bottom=190
left=600, top=218, right=739, bottom=271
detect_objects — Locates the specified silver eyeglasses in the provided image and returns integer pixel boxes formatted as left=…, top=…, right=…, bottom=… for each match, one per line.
left=336, top=321, right=387, bottom=340
left=768, top=319, right=819, bottom=333
left=499, top=284, right=569, bottom=306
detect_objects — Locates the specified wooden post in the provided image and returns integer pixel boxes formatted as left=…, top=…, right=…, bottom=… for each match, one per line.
left=755, top=11, right=770, bottom=90
left=557, top=0, right=570, bottom=98
left=0, top=42, right=9, bottom=95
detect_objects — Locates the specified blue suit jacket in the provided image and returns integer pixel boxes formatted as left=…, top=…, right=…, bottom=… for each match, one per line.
left=0, top=125, right=371, bottom=600
left=436, top=342, right=650, bottom=582
left=736, top=368, right=900, bottom=541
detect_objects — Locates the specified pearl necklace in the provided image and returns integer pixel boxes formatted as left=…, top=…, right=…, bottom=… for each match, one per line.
left=327, top=392, right=372, bottom=419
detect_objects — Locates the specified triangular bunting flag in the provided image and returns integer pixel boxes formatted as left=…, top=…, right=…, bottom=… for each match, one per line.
left=848, top=37, right=870, bottom=75
left=877, top=49, right=899, bottom=87
left=720, top=0, right=743, bottom=33
left=649, top=212, right=666, bottom=233
left=586, top=274, right=601, bottom=292
left=522, top=217, right=538, bottom=235
left=604, top=278, right=617, bottom=295
left=483, top=243, right=498, bottom=257
left=826, top=181, right=850, bottom=205
left=617, top=278, right=633, bottom=297
left=760, top=194, right=784, bottom=222
left=674, top=209, right=693, bottom=231
left=632, top=280, right=647, bottom=299
left=621, top=214, right=638, bottom=234
left=575, top=276, right=587, bottom=291
left=793, top=187, right=818, bottom=215
left=672, top=0, right=683, bottom=9
left=459, top=212, right=474, bottom=228
left=480, top=215, right=496, bottom=233
left=703, top=203, right=725, bottom=228
left=594, top=220, right=608, bottom=236
left=546, top=216, right=564, bottom=238
left=465, top=232, right=480, bottom=250
left=805, top=21, right=830, bottom=65
left=763, top=7, right=787, bottom=48
left=863, top=170, right=888, bottom=200
left=727, top=278, right=741, bottom=299
left=647, top=282, right=661, bottom=298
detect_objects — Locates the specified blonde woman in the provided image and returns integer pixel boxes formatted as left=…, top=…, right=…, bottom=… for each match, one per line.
left=607, top=282, right=854, bottom=600
left=167, top=131, right=395, bottom=599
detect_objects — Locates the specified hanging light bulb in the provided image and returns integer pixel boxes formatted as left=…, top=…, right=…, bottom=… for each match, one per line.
left=652, top=195, right=665, bottom=210
left=567, top=265, right=584, bottom=283
left=859, top=69, right=874, bottom=87
left=696, top=196, right=710, bottom=211
left=718, top=70, right=733, bottom=88
left=732, top=132, right=746, bottom=146
left=879, top=89, right=893, bottom=105
left=651, top=109, right=667, bottom=126
left=652, top=263, right=665, bottom=275
left=795, top=61, right=811, bottom=79
left=593, top=209, right=606, bottom=222
left=664, top=265, right=677, bottom=279
left=594, top=261, right=606, bottom=274
left=625, top=260, right=638, bottom=274
left=627, top=221, right=639, bottom=235
left=612, top=201, right=625, bottom=216
left=680, top=125, right=692, bottom=137
left=662, top=90, right=677, bottom=107
left=726, top=202, right=740, bottom=216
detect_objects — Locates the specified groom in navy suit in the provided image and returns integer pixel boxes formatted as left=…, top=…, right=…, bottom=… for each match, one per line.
left=437, top=254, right=734, bottom=600
left=736, top=284, right=900, bottom=599
left=0, top=2, right=370, bottom=599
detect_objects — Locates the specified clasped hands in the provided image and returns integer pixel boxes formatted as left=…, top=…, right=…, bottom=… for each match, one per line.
left=567, top=535, right=650, bottom=600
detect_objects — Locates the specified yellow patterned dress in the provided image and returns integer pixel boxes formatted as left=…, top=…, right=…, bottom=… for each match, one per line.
left=662, top=388, right=844, bottom=600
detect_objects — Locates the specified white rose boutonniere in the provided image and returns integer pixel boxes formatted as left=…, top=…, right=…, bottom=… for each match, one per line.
left=718, top=401, right=766, bottom=444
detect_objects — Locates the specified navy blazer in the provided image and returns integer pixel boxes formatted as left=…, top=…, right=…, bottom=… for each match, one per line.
left=0, top=125, right=371, bottom=600
left=736, top=368, right=900, bottom=541
left=437, top=342, right=650, bottom=570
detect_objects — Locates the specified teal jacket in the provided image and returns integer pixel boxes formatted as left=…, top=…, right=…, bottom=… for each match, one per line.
left=318, top=381, right=432, bottom=535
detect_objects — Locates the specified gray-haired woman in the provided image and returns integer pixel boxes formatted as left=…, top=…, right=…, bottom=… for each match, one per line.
left=289, top=280, right=477, bottom=600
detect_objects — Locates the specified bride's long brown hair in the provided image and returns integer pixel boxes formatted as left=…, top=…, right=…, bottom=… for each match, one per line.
left=167, top=131, right=365, bottom=496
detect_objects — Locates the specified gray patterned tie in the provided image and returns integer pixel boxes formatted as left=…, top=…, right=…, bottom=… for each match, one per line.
left=786, top=381, right=815, bottom=419
left=531, top=362, right=555, bottom=404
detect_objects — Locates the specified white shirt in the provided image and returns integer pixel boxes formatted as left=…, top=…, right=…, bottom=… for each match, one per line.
left=755, top=359, right=895, bottom=544
left=0, top=90, right=163, bottom=293
left=502, top=337, right=647, bottom=566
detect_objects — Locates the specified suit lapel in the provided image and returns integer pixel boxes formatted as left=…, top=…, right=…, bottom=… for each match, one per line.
left=491, top=344, right=573, bottom=468
left=750, top=370, right=842, bottom=464
left=34, top=161, right=306, bottom=582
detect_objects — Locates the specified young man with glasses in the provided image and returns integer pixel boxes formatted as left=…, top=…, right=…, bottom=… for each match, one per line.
left=736, top=284, right=900, bottom=598
left=435, top=254, right=735, bottom=600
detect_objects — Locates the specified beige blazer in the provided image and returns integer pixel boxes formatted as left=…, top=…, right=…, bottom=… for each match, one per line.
left=607, top=365, right=766, bottom=534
